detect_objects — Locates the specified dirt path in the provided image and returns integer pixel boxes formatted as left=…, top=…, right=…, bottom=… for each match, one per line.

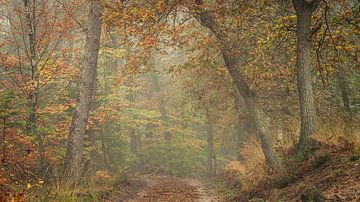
left=128, top=176, right=220, bottom=202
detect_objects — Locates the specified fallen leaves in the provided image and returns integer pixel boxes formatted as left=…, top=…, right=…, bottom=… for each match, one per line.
left=133, top=178, right=199, bottom=202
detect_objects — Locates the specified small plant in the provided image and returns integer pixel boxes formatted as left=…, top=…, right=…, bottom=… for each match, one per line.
left=349, top=154, right=360, bottom=162
left=112, top=173, right=131, bottom=188
left=298, top=182, right=306, bottom=190
left=301, top=187, right=325, bottom=202
left=311, top=153, right=330, bottom=168
left=249, top=197, right=265, bottom=202
left=331, top=169, right=345, bottom=178
left=221, top=186, right=241, bottom=201
left=272, top=173, right=297, bottom=189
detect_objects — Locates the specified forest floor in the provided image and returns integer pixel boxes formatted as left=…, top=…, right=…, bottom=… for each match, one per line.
left=246, top=146, right=360, bottom=201
left=107, top=146, right=360, bottom=202
left=121, top=175, right=221, bottom=202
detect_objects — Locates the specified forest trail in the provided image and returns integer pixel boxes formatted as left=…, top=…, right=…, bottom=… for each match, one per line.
left=128, top=176, right=220, bottom=202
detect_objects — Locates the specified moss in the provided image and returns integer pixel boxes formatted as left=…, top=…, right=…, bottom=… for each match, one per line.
left=295, top=137, right=318, bottom=162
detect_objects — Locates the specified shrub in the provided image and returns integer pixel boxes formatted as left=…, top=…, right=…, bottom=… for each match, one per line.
left=94, top=170, right=113, bottom=186
left=301, top=187, right=325, bottom=202
left=112, top=174, right=132, bottom=189
left=349, top=154, right=360, bottom=162
left=272, top=173, right=297, bottom=189
left=331, top=169, right=345, bottom=178
left=310, top=153, right=330, bottom=168
left=224, top=139, right=269, bottom=192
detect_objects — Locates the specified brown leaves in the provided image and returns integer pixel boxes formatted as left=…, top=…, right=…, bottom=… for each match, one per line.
left=134, top=178, right=199, bottom=202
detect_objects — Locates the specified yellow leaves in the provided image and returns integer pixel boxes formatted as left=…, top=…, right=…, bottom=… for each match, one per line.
left=336, top=45, right=343, bottom=50
left=100, top=47, right=126, bottom=58
left=215, top=67, right=227, bottom=76
left=281, top=15, right=296, bottom=21
left=26, top=180, right=44, bottom=189
left=156, top=0, right=166, bottom=13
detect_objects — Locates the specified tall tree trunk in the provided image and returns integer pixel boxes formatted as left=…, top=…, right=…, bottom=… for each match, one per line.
left=335, top=68, right=352, bottom=136
left=127, top=79, right=142, bottom=169
left=193, top=0, right=283, bottom=171
left=235, top=115, right=254, bottom=161
left=1, top=118, right=6, bottom=164
left=149, top=71, right=172, bottom=141
left=100, top=126, right=111, bottom=171
left=24, top=0, right=45, bottom=173
left=234, top=98, right=254, bottom=161
left=149, top=70, right=172, bottom=169
left=293, top=0, right=320, bottom=160
left=207, top=120, right=215, bottom=176
left=64, top=0, right=102, bottom=181
left=335, top=69, right=351, bottom=113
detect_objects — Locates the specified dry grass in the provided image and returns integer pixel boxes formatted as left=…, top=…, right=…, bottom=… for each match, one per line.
left=313, top=115, right=360, bottom=153
left=224, top=139, right=269, bottom=191
left=223, top=114, right=360, bottom=193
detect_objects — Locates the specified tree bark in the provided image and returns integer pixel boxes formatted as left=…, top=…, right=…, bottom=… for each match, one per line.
left=235, top=114, right=254, bottom=161
left=335, top=69, right=351, bottom=113
left=207, top=120, right=215, bottom=176
left=1, top=118, right=6, bottom=164
left=194, top=0, right=283, bottom=171
left=64, top=0, right=102, bottom=181
left=149, top=71, right=172, bottom=141
left=234, top=98, right=254, bottom=161
left=100, top=126, right=111, bottom=171
left=126, top=77, right=143, bottom=167
left=292, top=0, right=320, bottom=160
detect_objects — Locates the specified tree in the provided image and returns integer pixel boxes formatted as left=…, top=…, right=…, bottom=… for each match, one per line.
left=23, top=0, right=46, bottom=173
left=192, top=0, right=283, bottom=171
left=206, top=118, right=215, bottom=176
left=0, top=0, right=76, bottom=174
left=292, top=0, right=321, bottom=160
left=64, top=0, right=103, bottom=181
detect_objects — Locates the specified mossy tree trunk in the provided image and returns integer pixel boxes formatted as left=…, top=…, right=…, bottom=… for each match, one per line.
left=292, top=0, right=320, bottom=160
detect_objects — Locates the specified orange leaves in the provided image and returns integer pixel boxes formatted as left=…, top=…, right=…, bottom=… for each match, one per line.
left=0, top=166, right=7, bottom=185
left=42, top=103, right=70, bottom=115
left=92, top=101, right=130, bottom=125
left=0, top=53, right=17, bottom=69
left=140, top=36, right=160, bottom=50
left=139, top=7, right=156, bottom=22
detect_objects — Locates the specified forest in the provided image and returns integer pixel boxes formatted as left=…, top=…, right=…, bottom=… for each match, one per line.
left=0, top=0, right=359, bottom=201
